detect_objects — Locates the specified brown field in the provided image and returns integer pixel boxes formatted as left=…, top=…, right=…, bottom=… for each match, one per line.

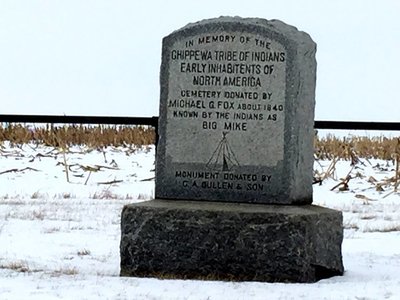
left=0, top=123, right=399, bottom=161
left=315, top=134, right=400, bottom=161
left=0, top=123, right=155, bottom=148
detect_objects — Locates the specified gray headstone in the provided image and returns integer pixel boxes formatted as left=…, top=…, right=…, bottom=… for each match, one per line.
left=156, top=17, right=316, bottom=204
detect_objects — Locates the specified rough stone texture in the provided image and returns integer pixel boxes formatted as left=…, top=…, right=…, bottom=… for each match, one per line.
left=156, top=17, right=317, bottom=204
left=120, top=200, right=344, bottom=282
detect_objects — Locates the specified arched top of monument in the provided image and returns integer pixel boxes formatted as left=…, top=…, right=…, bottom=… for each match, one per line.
left=165, top=16, right=315, bottom=49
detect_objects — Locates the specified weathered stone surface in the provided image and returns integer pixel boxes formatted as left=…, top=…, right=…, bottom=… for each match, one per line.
left=156, top=17, right=317, bottom=204
left=120, top=200, right=344, bottom=282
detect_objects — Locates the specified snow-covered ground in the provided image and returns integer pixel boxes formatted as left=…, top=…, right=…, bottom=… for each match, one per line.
left=1, top=142, right=399, bottom=299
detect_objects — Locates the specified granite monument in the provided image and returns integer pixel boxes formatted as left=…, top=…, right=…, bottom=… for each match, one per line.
left=156, top=17, right=316, bottom=204
left=120, top=17, right=344, bottom=282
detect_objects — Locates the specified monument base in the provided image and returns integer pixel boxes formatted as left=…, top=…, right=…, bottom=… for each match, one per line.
left=120, top=200, right=344, bottom=283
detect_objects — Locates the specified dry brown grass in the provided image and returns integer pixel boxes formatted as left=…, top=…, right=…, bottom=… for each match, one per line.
left=0, top=123, right=155, bottom=147
left=314, top=134, right=400, bottom=161
left=1, top=124, right=399, bottom=161
left=314, top=134, right=400, bottom=192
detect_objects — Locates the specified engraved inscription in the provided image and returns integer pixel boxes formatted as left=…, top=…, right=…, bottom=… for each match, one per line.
left=165, top=32, right=286, bottom=169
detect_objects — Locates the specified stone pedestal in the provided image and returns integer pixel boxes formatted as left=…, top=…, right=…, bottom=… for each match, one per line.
left=120, top=200, right=344, bottom=282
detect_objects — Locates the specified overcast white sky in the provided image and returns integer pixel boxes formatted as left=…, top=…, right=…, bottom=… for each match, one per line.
left=1, top=0, right=399, bottom=121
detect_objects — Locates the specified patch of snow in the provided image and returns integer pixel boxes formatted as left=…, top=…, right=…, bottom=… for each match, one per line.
left=1, top=143, right=399, bottom=299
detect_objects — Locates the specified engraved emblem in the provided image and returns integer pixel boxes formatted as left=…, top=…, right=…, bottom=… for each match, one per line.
left=206, top=132, right=240, bottom=171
